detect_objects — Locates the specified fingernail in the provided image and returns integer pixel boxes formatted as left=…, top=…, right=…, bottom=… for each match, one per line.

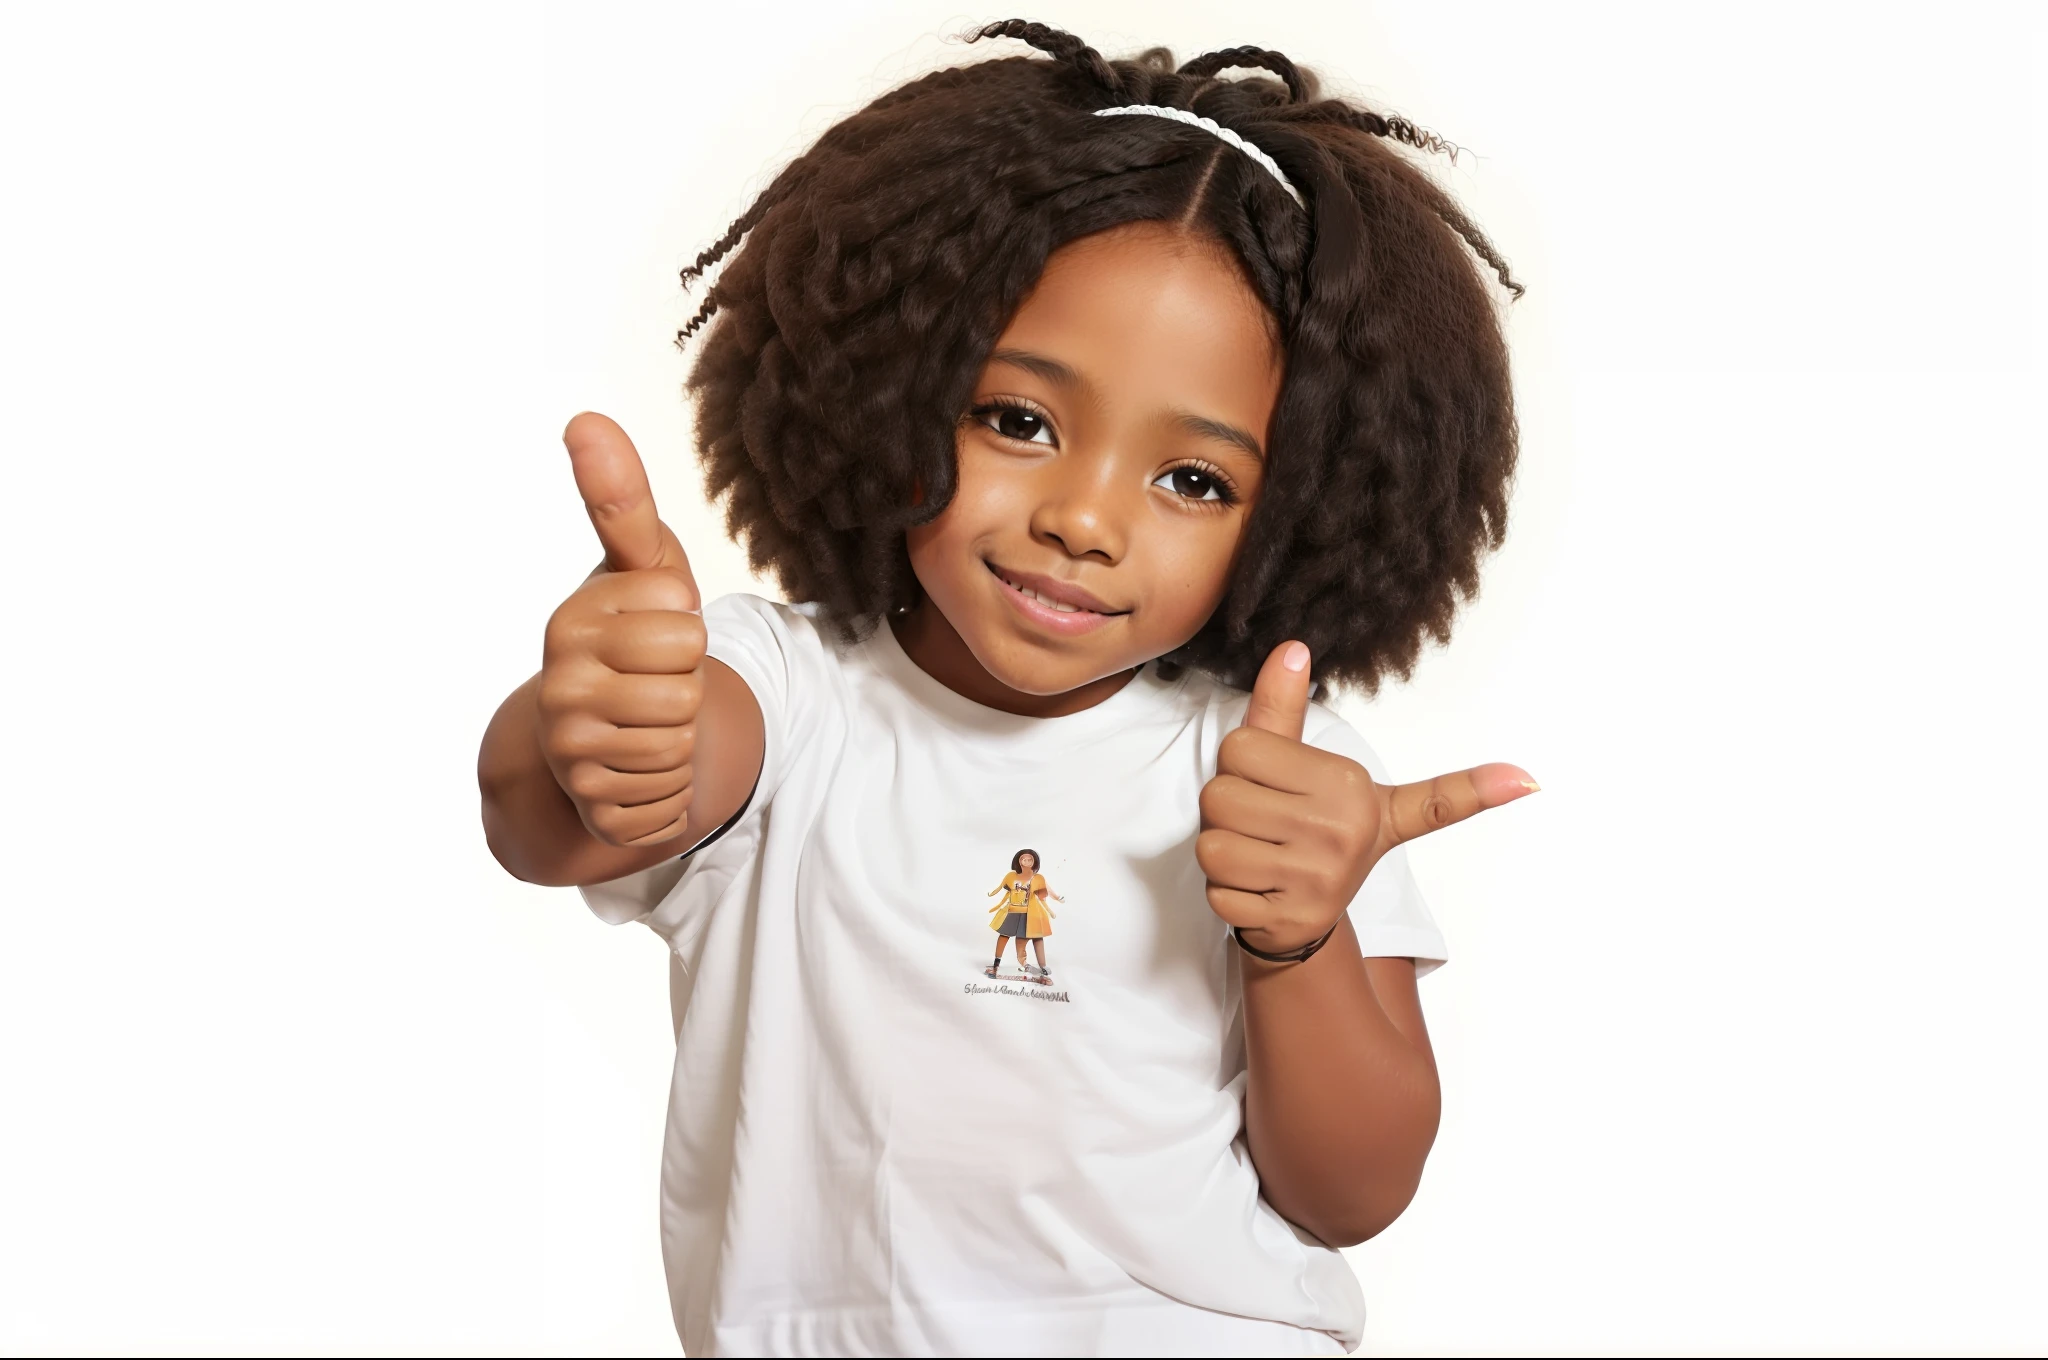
left=1519, top=779, right=1541, bottom=793
left=1283, top=641, right=1309, bottom=673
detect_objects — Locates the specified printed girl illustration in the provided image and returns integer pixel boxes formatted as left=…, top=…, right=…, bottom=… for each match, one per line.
left=986, top=848, right=1063, bottom=984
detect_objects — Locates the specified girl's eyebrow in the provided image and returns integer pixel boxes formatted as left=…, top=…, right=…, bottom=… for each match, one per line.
left=990, top=347, right=1081, bottom=390
left=1174, top=411, right=1265, bottom=463
left=992, top=347, right=1265, bottom=463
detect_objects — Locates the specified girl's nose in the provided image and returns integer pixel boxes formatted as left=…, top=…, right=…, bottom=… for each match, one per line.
left=1030, top=460, right=1129, bottom=563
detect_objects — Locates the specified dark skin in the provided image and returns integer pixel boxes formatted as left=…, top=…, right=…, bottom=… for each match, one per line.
left=479, top=221, right=1536, bottom=1246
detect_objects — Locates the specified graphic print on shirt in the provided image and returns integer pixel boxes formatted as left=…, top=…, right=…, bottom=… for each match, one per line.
left=977, top=847, right=1069, bottom=998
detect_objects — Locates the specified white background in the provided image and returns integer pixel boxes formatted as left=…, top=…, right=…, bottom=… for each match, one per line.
left=2, top=1, right=2043, bottom=1354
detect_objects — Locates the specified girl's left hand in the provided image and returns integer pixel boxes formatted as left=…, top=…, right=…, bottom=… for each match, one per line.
left=1196, top=642, right=1539, bottom=955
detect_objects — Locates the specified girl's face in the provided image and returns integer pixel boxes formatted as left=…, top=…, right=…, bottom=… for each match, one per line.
left=1017, top=853, right=1037, bottom=874
left=902, top=222, right=1282, bottom=711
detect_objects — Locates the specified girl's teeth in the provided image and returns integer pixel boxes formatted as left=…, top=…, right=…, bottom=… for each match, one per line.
left=1014, top=582, right=1082, bottom=614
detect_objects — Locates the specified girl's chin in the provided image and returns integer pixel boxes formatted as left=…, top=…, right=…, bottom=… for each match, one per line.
left=977, top=641, right=1140, bottom=698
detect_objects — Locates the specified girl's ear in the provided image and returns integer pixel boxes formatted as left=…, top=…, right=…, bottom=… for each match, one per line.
left=909, top=475, right=925, bottom=508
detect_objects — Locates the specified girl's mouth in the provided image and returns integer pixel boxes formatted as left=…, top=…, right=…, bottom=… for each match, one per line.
left=988, top=562, right=1125, bottom=636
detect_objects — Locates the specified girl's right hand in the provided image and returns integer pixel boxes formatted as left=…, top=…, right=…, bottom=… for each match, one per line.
left=536, top=414, right=708, bottom=847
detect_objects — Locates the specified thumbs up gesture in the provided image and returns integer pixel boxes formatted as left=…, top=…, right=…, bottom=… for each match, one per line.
left=1197, top=641, right=1539, bottom=955
left=535, top=413, right=707, bottom=847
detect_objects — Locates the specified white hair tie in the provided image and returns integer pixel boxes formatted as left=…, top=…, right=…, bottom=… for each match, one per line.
left=1092, top=104, right=1305, bottom=209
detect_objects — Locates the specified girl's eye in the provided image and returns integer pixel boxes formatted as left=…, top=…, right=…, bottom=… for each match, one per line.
left=974, top=403, right=1056, bottom=446
left=1153, top=465, right=1234, bottom=504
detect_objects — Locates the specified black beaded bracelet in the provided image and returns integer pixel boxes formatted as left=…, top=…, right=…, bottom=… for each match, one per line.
left=1231, top=921, right=1340, bottom=964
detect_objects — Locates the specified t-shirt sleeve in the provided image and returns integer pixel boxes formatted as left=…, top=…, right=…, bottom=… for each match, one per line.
left=1302, top=707, right=1450, bottom=976
left=575, top=592, right=829, bottom=926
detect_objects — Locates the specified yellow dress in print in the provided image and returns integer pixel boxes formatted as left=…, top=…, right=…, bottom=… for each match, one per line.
left=987, top=872, right=1054, bottom=938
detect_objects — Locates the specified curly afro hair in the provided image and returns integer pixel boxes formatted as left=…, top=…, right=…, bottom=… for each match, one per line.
left=681, top=19, right=1520, bottom=692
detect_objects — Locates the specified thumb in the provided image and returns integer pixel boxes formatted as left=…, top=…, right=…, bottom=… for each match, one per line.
left=1240, top=640, right=1312, bottom=741
left=563, top=413, right=696, bottom=598
left=1383, top=763, right=1541, bottom=848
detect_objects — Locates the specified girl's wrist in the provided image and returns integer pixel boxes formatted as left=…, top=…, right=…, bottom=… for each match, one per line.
left=1232, top=919, right=1341, bottom=964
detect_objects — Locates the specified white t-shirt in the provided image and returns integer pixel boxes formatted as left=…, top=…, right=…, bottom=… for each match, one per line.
left=581, top=595, right=1447, bottom=1357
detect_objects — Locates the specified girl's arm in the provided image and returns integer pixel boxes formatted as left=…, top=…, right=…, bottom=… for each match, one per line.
left=1198, top=642, right=1535, bottom=1246
left=1237, top=928, right=1437, bottom=1246
left=479, top=415, right=765, bottom=888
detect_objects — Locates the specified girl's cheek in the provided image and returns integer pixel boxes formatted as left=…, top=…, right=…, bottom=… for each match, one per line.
left=1150, top=523, right=1244, bottom=640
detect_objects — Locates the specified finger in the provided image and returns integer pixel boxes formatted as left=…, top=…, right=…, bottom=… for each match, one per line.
left=564, top=412, right=663, bottom=571
left=563, top=413, right=700, bottom=605
left=1195, top=827, right=1289, bottom=894
left=1197, top=773, right=1302, bottom=845
left=574, top=566, right=700, bottom=616
left=560, top=760, right=694, bottom=812
left=1239, top=640, right=1311, bottom=740
left=583, top=672, right=702, bottom=728
left=542, top=662, right=701, bottom=728
left=544, top=716, right=692, bottom=774
left=1385, top=762, right=1540, bottom=847
left=584, top=786, right=696, bottom=847
left=593, top=725, right=693, bottom=774
left=588, top=610, right=707, bottom=676
left=546, top=586, right=704, bottom=677
left=1203, top=883, right=1272, bottom=931
left=1214, top=724, right=1348, bottom=796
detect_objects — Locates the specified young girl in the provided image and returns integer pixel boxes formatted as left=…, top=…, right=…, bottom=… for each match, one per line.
left=987, top=848, right=1061, bottom=982
left=480, top=20, right=1534, bottom=1356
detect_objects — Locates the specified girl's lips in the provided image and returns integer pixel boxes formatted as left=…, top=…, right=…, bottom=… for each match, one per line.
left=989, top=563, right=1124, bottom=636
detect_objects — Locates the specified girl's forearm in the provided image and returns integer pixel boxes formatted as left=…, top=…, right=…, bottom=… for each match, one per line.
left=1240, top=916, right=1441, bottom=1247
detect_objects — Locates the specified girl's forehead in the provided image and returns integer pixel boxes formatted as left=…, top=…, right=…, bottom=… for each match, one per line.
left=1020, top=227, right=1273, bottom=352
left=995, top=224, right=1281, bottom=431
